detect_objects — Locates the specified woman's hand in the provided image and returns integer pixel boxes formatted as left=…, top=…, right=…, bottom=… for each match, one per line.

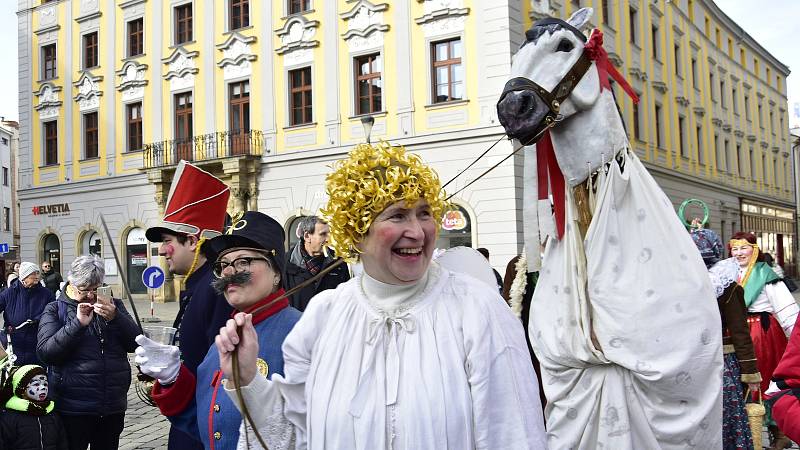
left=215, top=313, right=259, bottom=387
left=76, top=302, right=94, bottom=327
left=93, top=299, right=116, bottom=321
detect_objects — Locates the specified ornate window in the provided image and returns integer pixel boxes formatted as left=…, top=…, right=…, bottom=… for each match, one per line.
left=42, top=44, right=57, bottom=80
left=289, top=67, right=312, bottom=125
left=230, top=0, right=249, bottom=30
left=431, top=39, right=463, bottom=103
left=289, top=0, right=311, bottom=15
left=128, top=18, right=144, bottom=57
left=127, top=102, right=143, bottom=152
left=354, top=53, right=382, bottom=115
left=84, top=112, right=98, bottom=159
left=175, top=4, right=193, bottom=45
left=83, top=32, right=98, bottom=69
left=229, top=81, right=250, bottom=154
left=44, top=120, right=58, bottom=165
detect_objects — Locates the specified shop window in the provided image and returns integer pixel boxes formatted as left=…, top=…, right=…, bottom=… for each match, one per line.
left=83, top=231, right=101, bottom=258
left=126, top=228, right=147, bottom=294
left=42, top=233, right=61, bottom=274
left=436, top=205, right=472, bottom=249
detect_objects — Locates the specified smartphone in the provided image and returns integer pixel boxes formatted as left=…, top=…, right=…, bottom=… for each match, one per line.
left=97, top=286, right=112, bottom=304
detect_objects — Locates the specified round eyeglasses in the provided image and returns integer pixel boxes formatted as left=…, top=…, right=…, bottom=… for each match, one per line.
left=212, top=256, right=270, bottom=278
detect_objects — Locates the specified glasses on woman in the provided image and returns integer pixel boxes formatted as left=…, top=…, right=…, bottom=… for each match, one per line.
left=75, top=286, right=98, bottom=296
left=212, top=257, right=269, bottom=278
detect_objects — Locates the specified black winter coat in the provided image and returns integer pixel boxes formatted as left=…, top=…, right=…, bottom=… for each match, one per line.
left=0, top=410, right=68, bottom=450
left=40, top=270, right=63, bottom=295
left=284, top=243, right=350, bottom=311
left=36, top=292, right=139, bottom=416
left=0, top=282, right=55, bottom=366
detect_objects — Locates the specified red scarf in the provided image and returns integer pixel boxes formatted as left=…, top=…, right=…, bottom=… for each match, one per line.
left=234, top=288, right=289, bottom=325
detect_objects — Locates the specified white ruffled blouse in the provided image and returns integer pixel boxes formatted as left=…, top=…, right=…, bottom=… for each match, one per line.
left=226, top=262, right=547, bottom=450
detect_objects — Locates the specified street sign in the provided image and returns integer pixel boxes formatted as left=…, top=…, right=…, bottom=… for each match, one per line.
left=141, top=265, right=165, bottom=289
left=0, top=243, right=7, bottom=253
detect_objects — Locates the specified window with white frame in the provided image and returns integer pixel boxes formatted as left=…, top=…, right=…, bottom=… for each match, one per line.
left=431, top=38, right=463, bottom=104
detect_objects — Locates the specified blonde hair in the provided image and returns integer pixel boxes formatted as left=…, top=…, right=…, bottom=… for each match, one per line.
left=320, top=142, right=447, bottom=262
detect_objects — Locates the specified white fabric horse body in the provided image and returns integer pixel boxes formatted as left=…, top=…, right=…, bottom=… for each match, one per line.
left=499, top=8, right=723, bottom=449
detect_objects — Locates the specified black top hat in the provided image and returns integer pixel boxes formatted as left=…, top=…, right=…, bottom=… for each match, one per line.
left=205, top=211, right=286, bottom=276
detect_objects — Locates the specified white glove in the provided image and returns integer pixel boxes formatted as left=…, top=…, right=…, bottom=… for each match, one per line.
left=134, top=334, right=181, bottom=385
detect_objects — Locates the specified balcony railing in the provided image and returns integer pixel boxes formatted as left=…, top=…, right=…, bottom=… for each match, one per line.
left=143, top=129, right=265, bottom=169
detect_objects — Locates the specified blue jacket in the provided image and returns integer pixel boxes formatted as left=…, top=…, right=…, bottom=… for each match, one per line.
left=36, top=291, right=140, bottom=415
left=0, top=282, right=55, bottom=366
left=153, top=299, right=301, bottom=450
left=177, top=262, right=234, bottom=375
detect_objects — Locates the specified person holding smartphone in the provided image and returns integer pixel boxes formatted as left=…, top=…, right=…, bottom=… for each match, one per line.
left=36, top=255, right=140, bottom=450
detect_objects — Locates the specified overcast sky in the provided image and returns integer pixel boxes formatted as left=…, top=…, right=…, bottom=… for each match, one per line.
left=0, top=1, right=797, bottom=127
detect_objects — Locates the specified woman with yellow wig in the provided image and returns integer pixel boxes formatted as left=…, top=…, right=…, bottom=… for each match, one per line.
left=215, top=142, right=547, bottom=449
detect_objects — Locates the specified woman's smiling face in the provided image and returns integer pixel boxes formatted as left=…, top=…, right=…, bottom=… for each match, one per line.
left=358, top=199, right=437, bottom=285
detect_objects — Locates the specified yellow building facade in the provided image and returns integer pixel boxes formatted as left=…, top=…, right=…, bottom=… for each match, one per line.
left=15, top=0, right=797, bottom=300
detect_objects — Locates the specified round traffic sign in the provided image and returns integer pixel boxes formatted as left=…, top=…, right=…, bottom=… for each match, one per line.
left=142, top=265, right=166, bottom=289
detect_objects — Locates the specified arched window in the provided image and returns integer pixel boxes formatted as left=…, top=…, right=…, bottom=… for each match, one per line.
left=83, top=231, right=102, bottom=258
left=285, top=216, right=307, bottom=251
left=436, top=205, right=472, bottom=249
left=42, top=233, right=61, bottom=273
left=126, top=228, right=147, bottom=294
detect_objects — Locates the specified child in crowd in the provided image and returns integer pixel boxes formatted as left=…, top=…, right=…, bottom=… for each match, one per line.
left=0, top=364, right=67, bottom=450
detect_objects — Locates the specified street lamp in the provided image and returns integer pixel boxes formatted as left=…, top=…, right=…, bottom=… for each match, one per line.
left=361, top=116, right=374, bottom=144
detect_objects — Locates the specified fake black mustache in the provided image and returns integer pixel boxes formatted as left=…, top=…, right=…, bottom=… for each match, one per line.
left=212, top=271, right=252, bottom=295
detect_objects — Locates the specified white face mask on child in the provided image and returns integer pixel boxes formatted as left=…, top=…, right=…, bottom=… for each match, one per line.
left=25, top=374, right=48, bottom=402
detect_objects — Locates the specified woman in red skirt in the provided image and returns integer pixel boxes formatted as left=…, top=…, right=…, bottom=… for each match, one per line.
left=730, top=232, right=799, bottom=449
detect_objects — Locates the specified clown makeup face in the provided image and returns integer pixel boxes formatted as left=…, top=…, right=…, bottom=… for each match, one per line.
left=730, top=243, right=756, bottom=268
left=159, top=233, right=199, bottom=275
left=358, top=199, right=437, bottom=285
left=25, top=374, right=48, bottom=401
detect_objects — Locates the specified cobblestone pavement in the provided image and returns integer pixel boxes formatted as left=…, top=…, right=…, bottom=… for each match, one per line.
left=116, top=290, right=800, bottom=449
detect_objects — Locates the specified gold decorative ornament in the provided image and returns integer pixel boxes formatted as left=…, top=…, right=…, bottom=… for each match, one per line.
left=321, top=141, right=447, bottom=262
left=256, top=358, right=269, bottom=377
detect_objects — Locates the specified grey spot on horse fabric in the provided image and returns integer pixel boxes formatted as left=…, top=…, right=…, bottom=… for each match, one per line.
left=637, top=248, right=652, bottom=263
left=608, top=235, right=618, bottom=245
left=675, top=303, right=683, bottom=313
left=645, top=289, right=655, bottom=298
left=593, top=287, right=600, bottom=295
left=680, top=254, right=688, bottom=261
left=608, top=337, right=624, bottom=348
left=570, top=319, right=578, bottom=326
left=565, top=223, right=571, bottom=232
left=602, top=406, right=620, bottom=427
left=612, top=264, right=620, bottom=274
left=563, top=286, right=572, bottom=295
left=553, top=285, right=559, bottom=294
left=700, top=329, right=711, bottom=345
left=566, top=408, right=578, bottom=419
left=699, top=420, right=709, bottom=430
left=636, top=208, right=646, bottom=221
left=557, top=317, right=564, bottom=326
left=635, top=360, right=652, bottom=372
left=675, top=371, right=692, bottom=386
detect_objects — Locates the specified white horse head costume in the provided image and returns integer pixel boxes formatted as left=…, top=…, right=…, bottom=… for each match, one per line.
left=497, top=8, right=723, bottom=449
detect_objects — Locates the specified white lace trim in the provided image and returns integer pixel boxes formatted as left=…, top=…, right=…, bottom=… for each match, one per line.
left=356, top=263, right=442, bottom=318
left=708, top=258, right=739, bottom=298
left=236, top=399, right=296, bottom=450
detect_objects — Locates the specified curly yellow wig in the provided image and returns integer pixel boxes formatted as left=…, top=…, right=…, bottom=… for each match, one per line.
left=321, top=142, right=447, bottom=262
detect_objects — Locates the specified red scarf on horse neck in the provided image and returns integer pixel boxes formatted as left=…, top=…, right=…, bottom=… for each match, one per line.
left=537, top=28, right=639, bottom=240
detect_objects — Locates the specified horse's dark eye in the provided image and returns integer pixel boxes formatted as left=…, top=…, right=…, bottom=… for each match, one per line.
left=556, top=38, right=574, bottom=53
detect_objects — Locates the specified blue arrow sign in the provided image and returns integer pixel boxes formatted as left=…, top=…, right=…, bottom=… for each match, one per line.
left=142, top=265, right=165, bottom=289
left=0, top=243, right=8, bottom=253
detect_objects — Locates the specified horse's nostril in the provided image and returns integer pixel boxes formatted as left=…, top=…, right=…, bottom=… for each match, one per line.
left=519, top=92, right=535, bottom=114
